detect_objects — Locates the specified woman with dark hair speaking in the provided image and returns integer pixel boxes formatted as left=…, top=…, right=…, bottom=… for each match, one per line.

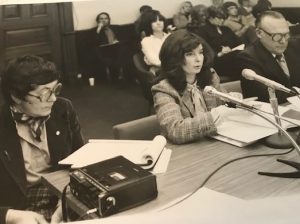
left=152, top=30, right=235, bottom=144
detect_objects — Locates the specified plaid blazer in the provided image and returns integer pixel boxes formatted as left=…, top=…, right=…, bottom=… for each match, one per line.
left=152, top=73, right=224, bottom=144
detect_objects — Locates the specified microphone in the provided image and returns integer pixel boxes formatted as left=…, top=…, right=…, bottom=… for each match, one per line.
left=203, top=86, right=254, bottom=109
left=241, top=69, right=297, bottom=95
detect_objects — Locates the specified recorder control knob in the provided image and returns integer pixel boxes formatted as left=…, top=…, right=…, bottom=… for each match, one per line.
left=106, top=196, right=116, bottom=209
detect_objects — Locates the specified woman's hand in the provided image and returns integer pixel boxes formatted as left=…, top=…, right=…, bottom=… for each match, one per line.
left=6, top=209, right=48, bottom=224
left=50, top=201, right=62, bottom=224
left=211, top=105, right=237, bottom=125
left=96, top=22, right=103, bottom=34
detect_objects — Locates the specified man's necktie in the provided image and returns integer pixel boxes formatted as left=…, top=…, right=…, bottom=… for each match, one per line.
left=275, top=54, right=290, bottom=77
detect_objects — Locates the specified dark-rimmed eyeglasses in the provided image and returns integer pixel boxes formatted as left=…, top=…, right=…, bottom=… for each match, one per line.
left=259, top=27, right=290, bottom=42
left=27, top=83, right=62, bottom=102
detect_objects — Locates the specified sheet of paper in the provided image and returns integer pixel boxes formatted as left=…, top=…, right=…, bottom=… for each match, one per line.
left=287, top=95, right=300, bottom=109
left=64, top=187, right=300, bottom=224
left=232, top=44, right=245, bottom=51
left=214, top=102, right=299, bottom=147
left=152, top=148, right=172, bottom=174
left=59, top=135, right=169, bottom=173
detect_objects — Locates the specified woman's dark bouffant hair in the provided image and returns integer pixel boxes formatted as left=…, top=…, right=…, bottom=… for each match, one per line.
left=1, top=55, right=60, bottom=105
left=157, top=30, right=214, bottom=92
left=140, top=10, right=167, bottom=36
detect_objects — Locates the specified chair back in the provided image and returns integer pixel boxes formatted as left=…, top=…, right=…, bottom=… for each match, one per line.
left=113, top=115, right=160, bottom=140
left=220, top=80, right=242, bottom=93
left=133, top=52, right=156, bottom=104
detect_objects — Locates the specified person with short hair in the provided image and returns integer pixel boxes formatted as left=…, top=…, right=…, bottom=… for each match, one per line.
left=197, top=6, right=242, bottom=81
left=134, top=5, right=153, bottom=40
left=237, top=0, right=256, bottom=26
left=0, top=55, right=84, bottom=224
left=173, top=1, right=193, bottom=29
left=94, top=12, right=131, bottom=82
left=238, top=11, right=300, bottom=103
left=223, top=1, right=257, bottom=44
left=252, top=0, right=272, bottom=18
left=152, top=30, right=236, bottom=144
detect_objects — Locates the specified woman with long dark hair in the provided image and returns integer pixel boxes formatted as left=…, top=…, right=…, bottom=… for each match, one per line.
left=152, top=30, right=234, bottom=144
left=140, top=10, right=170, bottom=75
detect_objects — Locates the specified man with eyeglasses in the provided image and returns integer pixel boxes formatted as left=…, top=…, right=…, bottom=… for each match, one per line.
left=238, top=10, right=300, bottom=103
left=0, top=55, right=84, bottom=224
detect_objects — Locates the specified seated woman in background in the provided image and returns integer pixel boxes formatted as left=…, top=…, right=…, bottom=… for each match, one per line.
left=196, top=6, right=242, bottom=81
left=223, top=1, right=257, bottom=45
left=94, top=12, right=131, bottom=82
left=141, top=10, right=170, bottom=75
left=152, top=30, right=235, bottom=144
left=173, top=1, right=193, bottom=29
left=0, top=55, right=84, bottom=224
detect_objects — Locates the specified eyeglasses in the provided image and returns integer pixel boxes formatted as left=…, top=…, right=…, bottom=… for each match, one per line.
left=27, top=83, right=62, bottom=102
left=259, top=27, right=290, bottom=42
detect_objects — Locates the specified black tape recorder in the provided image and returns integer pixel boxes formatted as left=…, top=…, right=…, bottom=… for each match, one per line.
left=69, top=156, right=158, bottom=217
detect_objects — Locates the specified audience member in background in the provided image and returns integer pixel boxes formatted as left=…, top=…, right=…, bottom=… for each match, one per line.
left=173, top=1, right=193, bottom=29
left=141, top=10, right=170, bottom=75
left=134, top=5, right=153, bottom=40
left=186, top=5, right=216, bottom=59
left=0, top=55, right=84, bottom=224
left=223, top=1, right=257, bottom=45
left=238, top=11, right=300, bottom=103
left=189, top=4, right=208, bottom=27
left=211, top=0, right=224, bottom=8
left=94, top=12, right=131, bottom=82
left=237, top=0, right=256, bottom=26
left=152, top=30, right=236, bottom=144
left=197, top=6, right=242, bottom=81
left=252, top=0, right=272, bottom=18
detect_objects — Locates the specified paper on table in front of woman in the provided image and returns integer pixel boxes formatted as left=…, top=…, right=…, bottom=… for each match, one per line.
left=213, top=101, right=298, bottom=146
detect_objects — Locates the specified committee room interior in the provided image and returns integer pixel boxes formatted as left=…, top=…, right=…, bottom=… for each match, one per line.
left=0, top=0, right=300, bottom=140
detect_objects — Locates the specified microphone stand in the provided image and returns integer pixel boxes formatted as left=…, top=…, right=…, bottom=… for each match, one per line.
left=237, top=105, right=300, bottom=178
left=264, top=87, right=298, bottom=149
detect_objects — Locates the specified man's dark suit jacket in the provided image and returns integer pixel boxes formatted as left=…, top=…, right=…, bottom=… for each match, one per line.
left=0, top=97, right=84, bottom=224
left=238, top=39, right=300, bottom=104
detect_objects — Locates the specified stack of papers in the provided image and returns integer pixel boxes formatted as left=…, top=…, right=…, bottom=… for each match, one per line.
left=212, top=101, right=300, bottom=147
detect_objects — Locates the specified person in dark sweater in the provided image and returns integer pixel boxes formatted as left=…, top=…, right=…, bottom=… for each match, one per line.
left=196, top=6, right=242, bottom=81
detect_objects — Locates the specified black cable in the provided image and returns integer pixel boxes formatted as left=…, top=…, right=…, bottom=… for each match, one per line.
left=62, top=184, right=70, bottom=222
left=159, top=147, right=294, bottom=211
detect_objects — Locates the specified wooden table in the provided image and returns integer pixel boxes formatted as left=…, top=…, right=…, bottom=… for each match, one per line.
left=42, top=138, right=300, bottom=218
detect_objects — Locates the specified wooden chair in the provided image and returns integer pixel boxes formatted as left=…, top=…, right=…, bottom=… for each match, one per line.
left=112, top=115, right=160, bottom=140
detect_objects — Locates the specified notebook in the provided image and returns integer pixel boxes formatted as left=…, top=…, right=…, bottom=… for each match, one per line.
left=59, top=135, right=168, bottom=170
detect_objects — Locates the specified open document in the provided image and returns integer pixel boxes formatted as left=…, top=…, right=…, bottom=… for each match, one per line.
left=59, top=135, right=171, bottom=172
left=212, top=101, right=300, bottom=147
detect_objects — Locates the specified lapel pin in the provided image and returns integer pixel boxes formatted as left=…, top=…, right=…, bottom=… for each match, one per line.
left=56, top=131, right=60, bottom=136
